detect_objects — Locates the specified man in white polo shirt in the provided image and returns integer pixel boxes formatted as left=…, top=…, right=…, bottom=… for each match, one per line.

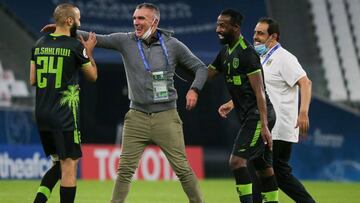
left=253, top=17, right=315, bottom=203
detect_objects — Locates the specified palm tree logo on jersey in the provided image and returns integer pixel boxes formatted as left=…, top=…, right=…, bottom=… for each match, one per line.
left=60, top=85, right=80, bottom=144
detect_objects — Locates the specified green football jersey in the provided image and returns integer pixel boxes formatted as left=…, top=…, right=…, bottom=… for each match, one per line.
left=210, top=36, right=273, bottom=122
left=30, top=34, right=90, bottom=131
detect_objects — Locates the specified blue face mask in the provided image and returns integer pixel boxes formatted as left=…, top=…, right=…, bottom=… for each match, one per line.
left=254, top=43, right=268, bottom=55
left=254, top=36, right=272, bottom=55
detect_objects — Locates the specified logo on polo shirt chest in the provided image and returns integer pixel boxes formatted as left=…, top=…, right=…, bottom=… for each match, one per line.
left=266, top=58, right=273, bottom=66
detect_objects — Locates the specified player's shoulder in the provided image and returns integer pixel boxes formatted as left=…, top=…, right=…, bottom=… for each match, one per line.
left=64, top=36, right=83, bottom=47
left=243, top=45, right=257, bottom=54
left=233, top=38, right=257, bottom=56
left=241, top=45, right=259, bottom=60
left=61, top=36, right=85, bottom=53
left=51, top=34, right=82, bottom=46
left=34, top=34, right=51, bottom=46
left=35, top=34, right=82, bottom=48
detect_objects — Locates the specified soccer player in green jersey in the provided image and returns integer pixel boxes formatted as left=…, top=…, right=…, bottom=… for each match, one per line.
left=30, top=3, right=97, bottom=203
left=208, top=9, right=279, bottom=203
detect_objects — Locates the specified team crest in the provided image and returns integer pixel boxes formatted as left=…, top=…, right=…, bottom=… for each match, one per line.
left=233, top=58, right=239, bottom=69
left=266, top=59, right=273, bottom=66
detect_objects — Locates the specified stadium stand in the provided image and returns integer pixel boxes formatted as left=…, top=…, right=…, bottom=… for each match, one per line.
left=328, top=0, right=360, bottom=101
left=308, top=0, right=360, bottom=104
left=309, top=0, right=349, bottom=101
left=266, top=0, right=330, bottom=99
left=0, top=60, right=11, bottom=106
left=347, top=0, right=360, bottom=61
left=0, top=4, right=34, bottom=107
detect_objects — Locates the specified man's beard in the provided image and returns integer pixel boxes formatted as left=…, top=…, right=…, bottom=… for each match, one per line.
left=219, top=32, right=235, bottom=45
left=70, top=23, right=78, bottom=38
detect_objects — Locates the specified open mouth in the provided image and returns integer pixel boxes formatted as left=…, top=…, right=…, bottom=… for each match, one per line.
left=218, top=34, right=224, bottom=39
left=135, top=27, right=143, bottom=36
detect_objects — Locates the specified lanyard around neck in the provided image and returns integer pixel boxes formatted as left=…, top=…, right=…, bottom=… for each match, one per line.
left=136, top=31, right=170, bottom=72
left=261, top=43, right=281, bottom=66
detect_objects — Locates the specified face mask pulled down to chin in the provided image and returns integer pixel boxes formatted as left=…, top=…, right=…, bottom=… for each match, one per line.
left=254, top=36, right=272, bottom=55
left=140, top=19, right=157, bottom=40
left=254, top=44, right=268, bottom=55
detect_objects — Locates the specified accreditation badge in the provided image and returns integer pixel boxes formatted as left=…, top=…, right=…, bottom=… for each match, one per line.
left=152, top=71, right=169, bottom=102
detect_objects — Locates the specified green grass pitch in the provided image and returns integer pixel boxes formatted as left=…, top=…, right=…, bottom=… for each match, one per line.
left=1, top=179, right=360, bottom=202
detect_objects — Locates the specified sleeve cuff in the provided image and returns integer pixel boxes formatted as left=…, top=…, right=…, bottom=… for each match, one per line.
left=247, top=69, right=261, bottom=76
left=208, top=64, right=217, bottom=70
left=81, top=61, right=91, bottom=67
left=190, top=87, right=200, bottom=94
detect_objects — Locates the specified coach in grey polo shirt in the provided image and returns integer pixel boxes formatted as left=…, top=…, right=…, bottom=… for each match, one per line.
left=78, top=3, right=206, bottom=203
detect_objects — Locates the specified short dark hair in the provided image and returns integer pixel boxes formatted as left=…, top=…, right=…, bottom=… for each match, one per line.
left=136, top=3, right=160, bottom=21
left=220, top=9, right=243, bottom=26
left=258, top=17, right=280, bottom=40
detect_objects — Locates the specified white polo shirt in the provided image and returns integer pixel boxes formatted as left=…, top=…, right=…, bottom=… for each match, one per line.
left=260, top=44, right=306, bottom=143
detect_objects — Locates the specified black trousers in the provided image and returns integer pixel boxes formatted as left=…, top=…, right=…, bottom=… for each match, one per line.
left=273, top=140, right=315, bottom=203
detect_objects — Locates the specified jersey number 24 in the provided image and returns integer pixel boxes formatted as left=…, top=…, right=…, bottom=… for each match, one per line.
left=36, top=56, right=63, bottom=88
